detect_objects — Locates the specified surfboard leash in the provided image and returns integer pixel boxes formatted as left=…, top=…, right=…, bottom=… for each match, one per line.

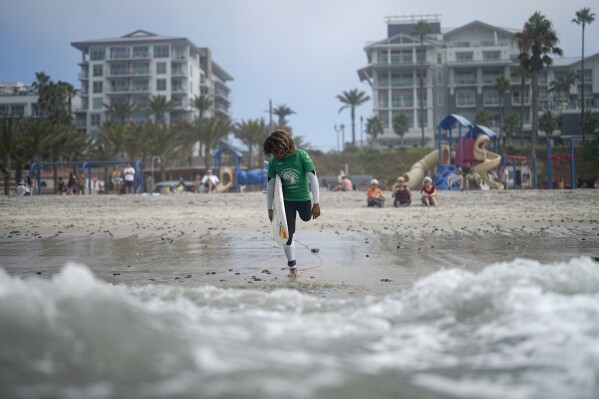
left=294, top=239, right=322, bottom=271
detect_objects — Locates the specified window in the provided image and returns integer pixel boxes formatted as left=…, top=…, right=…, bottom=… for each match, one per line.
left=91, top=113, right=101, bottom=126
left=379, top=50, right=389, bottom=64
left=132, top=79, right=149, bottom=92
left=156, top=62, right=167, bottom=74
left=154, top=45, right=169, bottom=58
left=378, top=91, right=389, bottom=108
left=172, top=64, right=184, bottom=75
left=156, top=79, right=167, bottom=91
left=456, top=89, right=475, bottom=107
left=132, top=62, right=149, bottom=75
left=110, top=47, right=128, bottom=59
left=482, top=51, right=501, bottom=61
left=512, top=90, right=530, bottom=105
left=437, top=53, right=442, bottom=65
left=11, top=105, right=25, bottom=116
left=455, top=70, right=476, bottom=85
left=436, top=71, right=444, bottom=85
left=483, top=90, right=500, bottom=106
left=93, top=81, right=103, bottom=94
left=133, top=46, right=149, bottom=58
left=110, top=63, right=127, bottom=76
left=378, top=74, right=389, bottom=87
left=456, top=52, right=474, bottom=62
left=392, top=90, right=413, bottom=108
left=436, top=90, right=444, bottom=106
left=482, top=70, right=501, bottom=84
left=391, top=73, right=413, bottom=87
left=391, top=50, right=412, bottom=64
left=93, top=65, right=103, bottom=77
left=379, top=111, right=389, bottom=129
left=93, top=98, right=103, bottom=110
left=0, top=105, right=8, bottom=114
left=90, top=47, right=105, bottom=61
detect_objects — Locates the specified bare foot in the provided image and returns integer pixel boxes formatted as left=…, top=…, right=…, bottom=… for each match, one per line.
left=288, top=268, right=297, bottom=279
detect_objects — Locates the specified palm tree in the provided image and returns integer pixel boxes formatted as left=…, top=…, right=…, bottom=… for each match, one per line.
left=413, top=20, right=431, bottom=146
left=235, top=118, right=269, bottom=168
left=503, top=112, right=520, bottom=146
left=511, top=65, right=530, bottom=146
left=192, top=94, right=214, bottom=120
left=475, top=109, right=491, bottom=126
left=272, top=104, right=296, bottom=127
left=539, top=110, right=557, bottom=144
left=104, top=99, right=137, bottom=124
left=365, top=115, right=383, bottom=146
left=32, top=71, right=51, bottom=115
left=145, top=123, right=190, bottom=181
left=583, top=108, right=599, bottom=138
left=0, top=115, right=25, bottom=195
left=573, top=7, right=595, bottom=142
left=494, top=76, right=510, bottom=145
left=197, top=117, right=232, bottom=169
left=57, top=81, right=77, bottom=115
left=336, top=89, right=370, bottom=145
left=548, top=71, right=577, bottom=106
left=514, top=12, right=563, bottom=158
left=146, top=95, right=176, bottom=125
left=392, top=114, right=409, bottom=147
left=98, top=123, right=128, bottom=159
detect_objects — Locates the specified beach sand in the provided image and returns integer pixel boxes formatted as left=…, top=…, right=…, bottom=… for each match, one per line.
left=1, top=190, right=598, bottom=297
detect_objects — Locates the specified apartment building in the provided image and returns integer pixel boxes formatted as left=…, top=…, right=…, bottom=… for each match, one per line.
left=71, top=30, right=233, bottom=138
left=0, top=81, right=44, bottom=117
left=0, top=81, right=82, bottom=121
left=358, top=16, right=599, bottom=148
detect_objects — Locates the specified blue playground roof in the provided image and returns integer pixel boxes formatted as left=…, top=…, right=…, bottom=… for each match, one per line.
left=437, top=114, right=474, bottom=130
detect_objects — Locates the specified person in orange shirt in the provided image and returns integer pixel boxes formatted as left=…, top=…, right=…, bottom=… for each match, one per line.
left=366, top=179, right=385, bottom=207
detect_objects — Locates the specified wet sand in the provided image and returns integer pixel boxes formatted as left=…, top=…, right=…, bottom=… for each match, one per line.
left=1, top=190, right=598, bottom=296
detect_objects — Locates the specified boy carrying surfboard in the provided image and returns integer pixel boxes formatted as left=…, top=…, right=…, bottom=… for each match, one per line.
left=263, top=130, right=320, bottom=279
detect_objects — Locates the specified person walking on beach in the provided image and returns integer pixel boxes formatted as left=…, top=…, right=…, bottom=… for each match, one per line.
left=263, top=129, right=320, bottom=279
left=123, top=163, right=135, bottom=194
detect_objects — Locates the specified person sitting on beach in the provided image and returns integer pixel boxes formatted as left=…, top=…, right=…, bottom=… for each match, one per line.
left=420, top=176, right=438, bottom=207
left=201, top=169, right=220, bottom=193
left=447, top=167, right=464, bottom=191
left=464, top=169, right=481, bottom=190
left=366, top=179, right=385, bottom=207
left=392, top=176, right=411, bottom=207
left=15, top=180, right=31, bottom=196
left=332, top=176, right=353, bottom=191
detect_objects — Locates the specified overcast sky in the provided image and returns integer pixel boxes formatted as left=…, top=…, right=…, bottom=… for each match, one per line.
left=1, top=0, right=597, bottom=151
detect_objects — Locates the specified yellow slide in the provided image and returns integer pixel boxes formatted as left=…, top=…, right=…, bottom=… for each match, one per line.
left=402, top=145, right=450, bottom=190
left=472, top=135, right=504, bottom=190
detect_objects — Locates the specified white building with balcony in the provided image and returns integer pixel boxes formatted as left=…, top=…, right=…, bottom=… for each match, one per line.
left=358, top=16, right=599, bottom=147
left=71, top=30, right=233, bottom=138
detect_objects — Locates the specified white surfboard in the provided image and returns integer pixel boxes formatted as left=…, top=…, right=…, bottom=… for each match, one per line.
left=272, top=174, right=289, bottom=246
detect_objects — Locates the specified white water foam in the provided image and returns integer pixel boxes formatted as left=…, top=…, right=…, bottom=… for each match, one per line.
left=1, top=258, right=598, bottom=399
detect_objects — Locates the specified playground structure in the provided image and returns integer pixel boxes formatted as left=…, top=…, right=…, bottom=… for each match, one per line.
left=401, top=114, right=504, bottom=190
left=546, top=138, right=574, bottom=190
left=29, top=160, right=143, bottom=195
left=211, top=143, right=266, bottom=193
left=501, top=155, right=532, bottom=189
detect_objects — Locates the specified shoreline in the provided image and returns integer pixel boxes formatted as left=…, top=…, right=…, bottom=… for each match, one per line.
left=1, top=190, right=598, bottom=296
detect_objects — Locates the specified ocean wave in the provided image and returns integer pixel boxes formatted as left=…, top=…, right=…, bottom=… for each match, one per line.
left=1, top=257, right=598, bottom=399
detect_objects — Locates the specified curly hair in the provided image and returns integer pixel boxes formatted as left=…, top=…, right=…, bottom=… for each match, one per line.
left=262, top=129, right=296, bottom=157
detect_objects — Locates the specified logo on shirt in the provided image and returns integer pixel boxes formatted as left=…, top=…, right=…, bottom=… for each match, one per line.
left=282, top=169, right=300, bottom=185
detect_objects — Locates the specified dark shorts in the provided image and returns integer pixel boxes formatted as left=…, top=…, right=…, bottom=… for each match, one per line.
left=284, top=200, right=312, bottom=245
left=124, top=180, right=133, bottom=187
